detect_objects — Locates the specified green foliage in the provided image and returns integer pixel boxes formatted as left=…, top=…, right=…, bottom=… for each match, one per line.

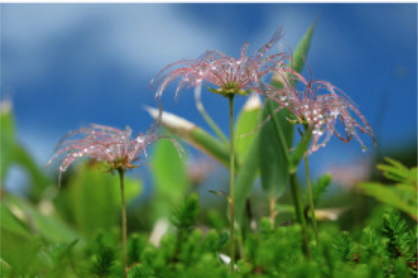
left=92, top=246, right=115, bottom=278
left=312, top=174, right=332, bottom=206
left=333, top=231, right=354, bottom=262
left=128, top=264, right=156, bottom=278
left=358, top=158, right=417, bottom=219
left=128, top=233, right=146, bottom=266
left=382, top=209, right=417, bottom=276
left=171, top=193, right=200, bottom=230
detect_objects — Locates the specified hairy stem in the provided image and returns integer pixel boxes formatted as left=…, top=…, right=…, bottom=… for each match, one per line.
left=290, top=172, right=312, bottom=260
left=228, top=95, right=235, bottom=273
left=117, top=169, right=128, bottom=278
left=304, top=154, right=319, bottom=246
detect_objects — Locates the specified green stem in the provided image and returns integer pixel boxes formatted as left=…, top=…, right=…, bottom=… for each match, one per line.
left=117, top=169, right=128, bottom=278
left=228, top=95, right=235, bottom=273
left=304, top=154, right=319, bottom=246
left=290, top=173, right=312, bottom=260
left=195, top=86, right=229, bottom=145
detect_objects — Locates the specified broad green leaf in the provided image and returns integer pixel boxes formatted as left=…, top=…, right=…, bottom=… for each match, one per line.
left=234, top=137, right=260, bottom=226
left=151, top=137, right=188, bottom=219
left=65, top=163, right=141, bottom=237
left=145, top=106, right=239, bottom=169
left=0, top=103, right=16, bottom=181
left=259, top=100, right=294, bottom=198
left=235, top=95, right=262, bottom=159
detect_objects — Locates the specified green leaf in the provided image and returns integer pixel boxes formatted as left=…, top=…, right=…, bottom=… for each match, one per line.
left=14, top=145, right=51, bottom=202
left=235, top=95, right=262, bottom=159
left=272, top=23, right=315, bottom=88
left=3, top=195, right=79, bottom=242
left=145, top=106, right=238, bottom=169
left=259, top=100, right=294, bottom=198
left=151, top=137, right=189, bottom=219
left=312, top=174, right=332, bottom=206
left=0, top=103, right=50, bottom=202
left=190, top=128, right=239, bottom=169
left=289, top=127, right=313, bottom=173
left=0, top=227, right=40, bottom=273
left=0, top=201, right=31, bottom=238
left=234, top=137, right=260, bottom=226
left=0, top=104, right=16, bottom=182
left=357, top=182, right=417, bottom=218
left=64, top=163, right=141, bottom=237
left=290, top=25, right=314, bottom=80
left=377, top=157, right=411, bottom=183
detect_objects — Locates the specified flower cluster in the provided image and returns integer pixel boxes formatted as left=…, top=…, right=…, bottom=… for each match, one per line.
left=260, top=68, right=376, bottom=152
left=150, top=29, right=290, bottom=98
left=47, top=124, right=170, bottom=183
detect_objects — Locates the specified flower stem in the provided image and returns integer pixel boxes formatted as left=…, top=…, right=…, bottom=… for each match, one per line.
left=117, top=168, right=128, bottom=278
left=228, top=94, right=235, bottom=273
left=304, top=154, right=319, bottom=246
left=290, top=172, right=312, bottom=260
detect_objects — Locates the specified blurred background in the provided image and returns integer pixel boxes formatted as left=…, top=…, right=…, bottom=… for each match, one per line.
left=1, top=3, right=417, bottom=208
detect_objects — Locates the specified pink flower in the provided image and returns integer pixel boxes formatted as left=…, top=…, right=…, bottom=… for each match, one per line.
left=261, top=68, right=376, bottom=153
left=150, top=29, right=290, bottom=98
left=47, top=124, right=176, bottom=183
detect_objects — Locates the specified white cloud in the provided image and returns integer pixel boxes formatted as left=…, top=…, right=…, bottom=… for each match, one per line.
left=1, top=5, right=227, bottom=85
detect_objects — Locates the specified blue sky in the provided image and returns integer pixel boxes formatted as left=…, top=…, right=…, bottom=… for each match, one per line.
left=1, top=4, right=417, bottom=185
